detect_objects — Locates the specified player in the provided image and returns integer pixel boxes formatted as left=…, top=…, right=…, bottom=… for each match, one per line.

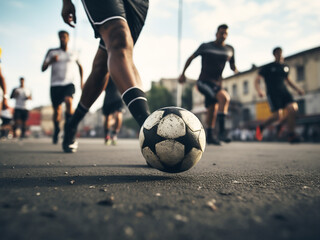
left=178, top=24, right=238, bottom=145
left=0, top=47, right=9, bottom=114
left=102, top=76, right=124, bottom=145
left=41, top=30, right=83, bottom=144
left=254, top=47, right=304, bottom=143
left=11, top=77, right=32, bottom=139
left=60, top=0, right=150, bottom=152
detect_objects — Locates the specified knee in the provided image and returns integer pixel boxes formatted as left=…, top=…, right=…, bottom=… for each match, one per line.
left=108, top=26, right=133, bottom=53
left=287, top=103, right=298, bottom=113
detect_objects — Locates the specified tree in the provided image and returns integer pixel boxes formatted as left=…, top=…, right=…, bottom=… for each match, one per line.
left=181, top=84, right=194, bottom=111
left=147, top=84, right=175, bottom=112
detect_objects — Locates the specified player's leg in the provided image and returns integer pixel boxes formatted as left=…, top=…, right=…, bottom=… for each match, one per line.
left=286, top=102, right=300, bottom=143
left=205, top=103, right=221, bottom=145
left=216, top=90, right=231, bottom=143
left=111, top=111, right=123, bottom=145
left=62, top=49, right=109, bottom=152
left=99, top=20, right=149, bottom=127
left=20, top=110, right=29, bottom=139
left=52, top=105, right=62, bottom=144
left=104, top=114, right=112, bottom=145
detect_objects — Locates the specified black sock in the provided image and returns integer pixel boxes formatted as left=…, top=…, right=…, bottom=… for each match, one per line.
left=54, top=121, right=60, bottom=132
left=206, top=128, right=213, bottom=139
left=217, top=113, right=226, bottom=135
left=69, top=103, right=88, bottom=128
left=260, top=124, right=265, bottom=132
left=122, top=87, right=150, bottom=127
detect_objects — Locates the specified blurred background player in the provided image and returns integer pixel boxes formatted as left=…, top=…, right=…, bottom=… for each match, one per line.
left=178, top=24, right=238, bottom=145
left=0, top=47, right=9, bottom=114
left=11, top=77, right=32, bottom=139
left=102, top=75, right=124, bottom=145
left=0, top=106, right=13, bottom=139
left=254, top=47, right=304, bottom=143
left=61, top=0, right=150, bottom=153
left=41, top=30, right=83, bottom=144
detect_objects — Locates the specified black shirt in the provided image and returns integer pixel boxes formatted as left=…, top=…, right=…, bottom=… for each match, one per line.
left=259, top=62, right=290, bottom=94
left=194, top=41, right=235, bottom=82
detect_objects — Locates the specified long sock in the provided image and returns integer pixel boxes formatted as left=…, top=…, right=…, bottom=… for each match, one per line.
left=69, top=103, right=88, bottom=128
left=122, top=87, right=150, bottom=127
left=54, top=120, right=60, bottom=132
left=21, top=125, right=26, bottom=138
left=206, top=127, right=213, bottom=139
left=217, top=113, right=226, bottom=135
left=105, top=128, right=110, bottom=138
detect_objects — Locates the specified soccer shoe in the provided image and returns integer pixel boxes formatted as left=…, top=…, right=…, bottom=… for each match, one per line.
left=52, top=128, right=60, bottom=144
left=219, top=133, right=231, bottom=143
left=111, top=135, right=118, bottom=146
left=206, top=136, right=221, bottom=146
left=255, top=125, right=263, bottom=141
left=288, top=134, right=301, bottom=144
left=62, top=124, right=78, bottom=153
left=105, top=135, right=111, bottom=145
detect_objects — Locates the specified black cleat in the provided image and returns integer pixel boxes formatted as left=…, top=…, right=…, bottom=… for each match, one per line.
left=219, top=133, right=232, bottom=143
left=206, top=136, right=221, bottom=146
left=62, top=123, right=78, bottom=153
left=53, top=128, right=60, bottom=144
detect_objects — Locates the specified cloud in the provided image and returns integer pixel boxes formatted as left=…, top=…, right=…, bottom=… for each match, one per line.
left=9, top=1, right=25, bottom=8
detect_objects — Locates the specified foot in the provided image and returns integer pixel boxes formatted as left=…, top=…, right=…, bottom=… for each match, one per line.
left=255, top=125, right=263, bottom=141
left=53, top=128, right=60, bottom=144
left=219, top=133, right=231, bottom=143
left=206, top=136, right=221, bottom=146
left=105, top=136, right=112, bottom=146
left=62, top=122, right=78, bottom=153
left=288, top=134, right=301, bottom=144
left=111, top=135, right=118, bottom=146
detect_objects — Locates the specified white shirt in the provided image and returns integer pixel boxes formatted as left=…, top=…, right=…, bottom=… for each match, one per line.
left=44, top=48, right=79, bottom=87
left=12, top=87, right=31, bottom=110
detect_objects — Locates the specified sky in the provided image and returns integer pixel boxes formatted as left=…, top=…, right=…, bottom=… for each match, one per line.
left=0, top=0, right=319, bottom=111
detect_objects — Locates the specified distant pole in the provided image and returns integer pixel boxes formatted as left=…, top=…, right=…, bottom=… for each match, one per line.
left=177, top=0, right=183, bottom=107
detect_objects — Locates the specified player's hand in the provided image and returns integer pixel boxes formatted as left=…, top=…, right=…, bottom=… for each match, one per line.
left=61, top=0, right=77, bottom=28
left=178, top=74, right=186, bottom=84
left=258, top=91, right=264, bottom=98
left=297, top=89, right=304, bottom=96
left=2, top=98, right=9, bottom=109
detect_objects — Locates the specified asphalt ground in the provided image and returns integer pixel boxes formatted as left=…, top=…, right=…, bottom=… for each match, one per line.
left=0, top=138, right=319, bottom=240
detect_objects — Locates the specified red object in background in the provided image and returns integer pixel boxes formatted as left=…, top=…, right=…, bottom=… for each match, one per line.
left=26, top=111, right=41, bottom=126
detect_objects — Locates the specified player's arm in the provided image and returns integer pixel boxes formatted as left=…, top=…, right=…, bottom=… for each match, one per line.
left=229, top=50, right=239, bottom=74
left=178, top=54, right=196, bottom=84
left=76, top=60, right=84, bottom=89
left=285, top=77, right=304, bottom=95
left=0, top=66, right=9, bottom=108
left=10, top=88, right=18, bottom=99
left=41, top=50, right=58, bottom=72
left=254, top=74, right=265, bottom=98
left=61, top=0, right=77, bottom=28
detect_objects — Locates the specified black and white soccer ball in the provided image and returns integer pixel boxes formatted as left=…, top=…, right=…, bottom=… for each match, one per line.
left=139, top=107, right=206, bottom=173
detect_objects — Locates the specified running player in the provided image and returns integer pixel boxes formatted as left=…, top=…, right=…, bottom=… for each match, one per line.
left=102, top=75, right=124, bottom=145
left=0, top=47, right=9, bottom=113
left=178, top=24, right=238, bottom=145
left=11, top=77, right=32, bottom=139
left=254, top=47, right=304, bottom=143
left=61, top=0, right=150, bottom=152
left=41, top=30, right=83, bottom=144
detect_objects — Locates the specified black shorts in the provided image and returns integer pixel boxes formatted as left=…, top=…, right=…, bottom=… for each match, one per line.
left=197, top=80, right=220, bottom=108
left=267, top=89, right=295, bottom=112
left=81, top=0, right=149, bottom=48
left=14, top=109, right=29, bottom=122
left=50, top=84, right=75, bottom=108
left=1, top=117, right=12, bottom=125
left=102, top=79, right=124, bottom=115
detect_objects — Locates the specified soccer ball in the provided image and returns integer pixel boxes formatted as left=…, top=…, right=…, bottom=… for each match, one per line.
left=139, top=107, right=206, bottom=173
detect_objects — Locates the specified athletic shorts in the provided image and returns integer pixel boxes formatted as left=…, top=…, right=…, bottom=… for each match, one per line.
left=1, top=117, right=11, bottom=125
left=50, top=84, right=75, bottom=108
left=197, top=80, right=220, bottom=108
left=267, top=89, right=295, bottom=112
left=102, top=79, right=124, bottom=115
left=81, top=0, right=149, bottom=48
left=14, top=109, right=29, bottom=122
